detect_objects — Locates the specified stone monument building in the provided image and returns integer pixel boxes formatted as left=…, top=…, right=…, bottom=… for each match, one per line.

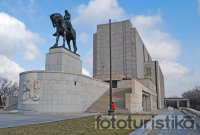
left=88, top=20, right=165, bottom=112
left=17, top=18, right=165, bottom=113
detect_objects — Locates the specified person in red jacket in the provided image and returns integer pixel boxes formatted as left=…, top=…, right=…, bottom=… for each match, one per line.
left=111, top=102, right=115, bottom=111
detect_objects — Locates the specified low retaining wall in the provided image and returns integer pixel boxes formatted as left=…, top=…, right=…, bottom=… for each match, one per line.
left=4, top=96, right=18, bottom=110
left=181, top=108, right=200, bottom=118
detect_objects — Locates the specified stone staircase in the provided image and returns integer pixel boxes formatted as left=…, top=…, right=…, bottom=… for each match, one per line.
left=86, top=88, right=131, bottom=113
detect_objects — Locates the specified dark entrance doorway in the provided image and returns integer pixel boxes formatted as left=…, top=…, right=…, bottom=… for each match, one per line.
left=105, top=80, right=118, bottom=88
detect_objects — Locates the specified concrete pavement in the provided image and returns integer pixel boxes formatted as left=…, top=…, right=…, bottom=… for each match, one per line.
left=129, top=109, right=200, bottom=135
left=0, top=110, right=98, bottom=128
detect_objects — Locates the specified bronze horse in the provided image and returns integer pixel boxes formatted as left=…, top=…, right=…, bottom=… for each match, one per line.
left=50, top=13, right=77, bottom=53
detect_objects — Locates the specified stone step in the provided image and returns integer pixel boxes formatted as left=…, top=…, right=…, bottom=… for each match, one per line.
left=115, top=108, right=130, bottom=113
left=86, top=88, right=132, bottom=113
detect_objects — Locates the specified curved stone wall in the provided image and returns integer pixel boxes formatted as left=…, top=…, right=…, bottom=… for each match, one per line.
left=18, top=71, right=109, bottom=113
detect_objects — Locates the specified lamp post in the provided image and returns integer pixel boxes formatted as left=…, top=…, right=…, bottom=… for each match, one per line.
left=108, top=19, right=114, bottom=116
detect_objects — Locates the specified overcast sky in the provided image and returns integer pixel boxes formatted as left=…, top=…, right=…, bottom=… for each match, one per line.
left=0, top=0, right=200, bottom=97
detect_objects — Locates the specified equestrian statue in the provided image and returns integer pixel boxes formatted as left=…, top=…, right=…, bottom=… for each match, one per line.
left=50, top=10, right=77, bottom=53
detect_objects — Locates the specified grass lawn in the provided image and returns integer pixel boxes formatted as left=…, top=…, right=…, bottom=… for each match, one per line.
left=0, top=114, right=153, bottom=135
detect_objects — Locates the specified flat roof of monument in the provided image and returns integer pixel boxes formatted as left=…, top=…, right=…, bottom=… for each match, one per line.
left=96, top=19, right=133, bottom=27
left=164, top=98, right=189, bottom=101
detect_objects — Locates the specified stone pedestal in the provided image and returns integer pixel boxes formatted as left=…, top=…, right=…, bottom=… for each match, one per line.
left=45, top=47, right=82, bottom=74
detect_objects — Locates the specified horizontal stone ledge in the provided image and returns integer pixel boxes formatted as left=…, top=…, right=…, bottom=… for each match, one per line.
left=19, top=70, right=108, bottom=85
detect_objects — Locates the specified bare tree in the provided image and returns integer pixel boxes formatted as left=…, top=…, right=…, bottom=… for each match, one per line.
left=182, top=86, right=200, bottom=110
left=0, top=77, right=18, bottom=106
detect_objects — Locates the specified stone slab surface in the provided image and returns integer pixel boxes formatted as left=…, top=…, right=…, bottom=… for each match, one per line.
left=0, top=110, right=99, bottom=128
left=129, top=109, right=200, bottom=135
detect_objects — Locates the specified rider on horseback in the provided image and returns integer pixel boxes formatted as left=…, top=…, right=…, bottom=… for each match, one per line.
left=63, top=10, right=75, bottom=39
left=53, top=10, right=73, bottom=36
left=64, top=10, right=72, bottom=29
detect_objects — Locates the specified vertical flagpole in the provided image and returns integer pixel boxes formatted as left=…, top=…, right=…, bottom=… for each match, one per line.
left=108, top=19, right=114, bottom=116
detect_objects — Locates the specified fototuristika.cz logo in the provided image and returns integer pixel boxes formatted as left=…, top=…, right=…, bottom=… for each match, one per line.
left=95, top=115, right=200, bottom=130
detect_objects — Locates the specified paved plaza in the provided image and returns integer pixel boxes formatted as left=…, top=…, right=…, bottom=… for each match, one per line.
left=0, top=109, right=199, bottom=135
left=0, top=110, right=97, bottom=128
left=130, top=109, right=200, bottom=135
